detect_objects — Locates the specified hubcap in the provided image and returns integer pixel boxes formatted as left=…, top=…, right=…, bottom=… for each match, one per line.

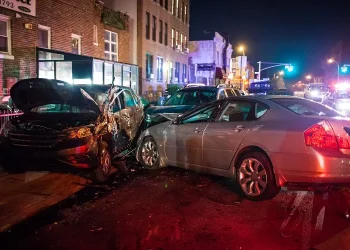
left=101, top=150, right=111, bottom=175
left=239, top=158, right=267, bottom=196
left=141, top=140, right=159, bottom=167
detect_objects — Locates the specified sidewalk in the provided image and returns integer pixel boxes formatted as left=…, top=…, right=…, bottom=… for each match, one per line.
left=0, top=170, right=90, bottom=232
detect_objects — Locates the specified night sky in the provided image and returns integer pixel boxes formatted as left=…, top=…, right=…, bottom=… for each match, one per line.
left=189, top=0, right=350, bottom=82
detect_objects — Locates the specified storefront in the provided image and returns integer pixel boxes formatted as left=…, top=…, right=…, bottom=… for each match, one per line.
left=37, top=48, right=139, bottom=93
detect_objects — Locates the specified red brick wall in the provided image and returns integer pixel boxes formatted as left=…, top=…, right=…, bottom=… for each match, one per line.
left=0, top=0, right=130, bottom=94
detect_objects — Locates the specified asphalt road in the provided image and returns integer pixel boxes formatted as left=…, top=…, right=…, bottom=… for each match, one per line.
left=1, top=165, right=350, bottom=250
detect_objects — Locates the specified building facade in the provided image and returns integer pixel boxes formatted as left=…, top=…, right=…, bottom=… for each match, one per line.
left=188, top=32, right=232, bottom=86
left=229, top=56, right=255, bottom=89
left=0, top=0, right=138, bottom=96
left=137, top=0, right=190, bottom=99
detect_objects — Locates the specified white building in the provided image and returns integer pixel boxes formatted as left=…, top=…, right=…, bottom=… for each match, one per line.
left=188, top=32, right=232, bottom=85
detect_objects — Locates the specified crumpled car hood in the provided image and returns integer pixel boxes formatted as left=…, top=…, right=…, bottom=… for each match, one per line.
left=10, top=78, right=100, bottom=113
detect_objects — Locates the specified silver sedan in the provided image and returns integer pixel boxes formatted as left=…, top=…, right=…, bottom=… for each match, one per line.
left=136, top=96, right=350, bottom=201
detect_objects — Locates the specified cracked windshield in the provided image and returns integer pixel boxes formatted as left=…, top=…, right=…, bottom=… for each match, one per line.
left=1, top=0, right=350, bottom=250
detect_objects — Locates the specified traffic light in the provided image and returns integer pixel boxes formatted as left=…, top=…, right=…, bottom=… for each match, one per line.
left=285, top=65, right=293, bottom=72
left=341, top=66, right=348, bottom=73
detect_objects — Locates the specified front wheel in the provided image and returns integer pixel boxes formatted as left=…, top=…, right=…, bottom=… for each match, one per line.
left=139, top=137, right=160, bottom=169
left=236, top=152, right=280, bottom=201
left=93, top=142, right=112, bottom=183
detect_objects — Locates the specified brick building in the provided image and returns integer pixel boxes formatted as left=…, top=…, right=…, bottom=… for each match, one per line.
left=137, top=0, right=190, bottom=99
left=0, top=0, right=139, bottom=96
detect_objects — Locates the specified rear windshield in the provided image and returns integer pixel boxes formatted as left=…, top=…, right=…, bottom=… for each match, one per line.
left=271, top=98, right=342, bottom=117
left=164, top=90, right=216, bottom=106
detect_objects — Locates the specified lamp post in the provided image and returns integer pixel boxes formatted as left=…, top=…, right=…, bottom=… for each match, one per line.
left=256, top=61, right=293, bottom=81
left=328, top=58, right=340, bottom=84
left=238, top=45, right=245, bottom=90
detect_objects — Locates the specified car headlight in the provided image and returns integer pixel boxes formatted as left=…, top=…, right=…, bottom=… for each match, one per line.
left=68, top=127, right=92, bottom=139
left=337, top=102, right=350, bottom=110
left=311, top=91, right=319, bottom=97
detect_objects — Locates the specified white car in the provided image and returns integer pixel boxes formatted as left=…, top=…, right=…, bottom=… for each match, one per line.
left=185, top=83, right=206, bottom=88
left=137, top=95, right=350, bottom=201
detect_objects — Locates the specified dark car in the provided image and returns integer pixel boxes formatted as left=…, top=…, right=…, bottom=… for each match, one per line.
left=0, top=78, right=144, bottom=182
left=145, top=86, right=241, bottom=122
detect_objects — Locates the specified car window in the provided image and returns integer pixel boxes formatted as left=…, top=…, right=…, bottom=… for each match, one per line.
left=182, top=105, right=217, bottom=124
left=219, top=101, right=253, bottom=122
left=225, top=89, right=235, bottom=97
left=218, top=90, right=226, bottom=99
left=124, top=90, right=136, bottom=107
left=111, top=93, right=122, bottom=113
left=164, top=90, right=216, bottom=106
left=271, top=98, right=342, bottom=117
left=256, top=103, right=268, bottom=119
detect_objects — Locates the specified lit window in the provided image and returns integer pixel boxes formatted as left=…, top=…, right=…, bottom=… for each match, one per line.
left=175, top=30, right=179, bottom=46
left=152, top=15, right=156, bottom=41
left=146, top=53, right=153, bottom=80
left=104, top=30, right=118, bottom=61
left=180, top=33, right=183, bottom=49
left=157, top=57, right=163, bottom=81
left=71, top=34, right=81, bottom=55
left=185, top=5, right=188, bottom=23
left=184, top=35, right=187, bottom=48
left=171, top=0, right=175, bottom=15
left=146, top=12, right=150, bottom=39
left=93, top=25, right=98, bottom=45
left=176, top=0, right=179, bottom=18
left=0, top=15, right=10, bottom=54
left=38, top=25, right=51, bottom=49
left=171, top=28, right=175, bottom=48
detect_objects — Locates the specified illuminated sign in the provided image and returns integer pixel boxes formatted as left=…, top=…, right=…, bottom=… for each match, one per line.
left=0, top=0, right=36, bottom=17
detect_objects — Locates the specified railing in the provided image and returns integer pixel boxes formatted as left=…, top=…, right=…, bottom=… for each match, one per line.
left=0, top=110, right=23, bottom=129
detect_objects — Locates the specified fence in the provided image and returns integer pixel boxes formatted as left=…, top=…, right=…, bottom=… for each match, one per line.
left=0, top=110, right=23, bottom=129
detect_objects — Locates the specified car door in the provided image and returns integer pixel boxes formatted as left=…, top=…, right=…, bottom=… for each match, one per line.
left=118, top=89, right=138, bottom=140
left=202, top=99, right=257, bottom=170
left=164, top=103, right=220, bottom=166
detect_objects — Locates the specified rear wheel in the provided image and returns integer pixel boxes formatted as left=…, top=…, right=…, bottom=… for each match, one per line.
left=236, top=152, right=280, bottom=201
left=139, top=137, right=160, bottom=169
left=93, top=142, right=112, bottom=183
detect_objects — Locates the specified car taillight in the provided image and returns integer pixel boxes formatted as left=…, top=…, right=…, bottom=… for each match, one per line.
left=304, top=121, right=350, bottom=149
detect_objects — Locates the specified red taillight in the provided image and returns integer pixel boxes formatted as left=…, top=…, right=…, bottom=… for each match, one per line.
left=304, top=121, right=350, bottom=149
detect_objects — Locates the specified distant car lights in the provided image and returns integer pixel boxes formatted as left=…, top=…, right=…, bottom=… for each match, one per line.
left=335, top=83, right=350, bottom=90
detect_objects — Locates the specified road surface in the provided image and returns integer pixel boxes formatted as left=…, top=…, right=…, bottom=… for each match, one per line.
left=1, top=166, right=350, bottom=250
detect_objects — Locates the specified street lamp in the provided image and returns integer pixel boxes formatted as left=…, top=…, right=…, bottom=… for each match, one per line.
left=306, top=75, right=312, bottom=80
left=328, top=58, right=340, bottom=83
left=238, top=45, right=245, bottom=56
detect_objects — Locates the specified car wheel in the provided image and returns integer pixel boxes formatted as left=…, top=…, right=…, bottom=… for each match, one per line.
left=236, top=152, right=280, bottom=201
left=94, top=142, right=112, bottom=183
left=139, top=137, right=160, bottom=169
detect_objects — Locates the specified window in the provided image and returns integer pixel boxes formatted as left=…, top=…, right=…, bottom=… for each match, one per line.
left=184, top=35, right=187, bottom=48
left=71, top=34, right=81, bottom=55
left=164, top=90, right=217, bottom=106
left=219, top=90, right=226, bottom=100
left=169, top=61, right=173, bottom=83
left=152, top=15, right=156, bottom=41
left=157, top=57, right=163, bottom=81
left=93, top=25, right=98, bottom=45
left=180, top=33, right=183, bottom=49
left=256, top=103, right=269, bottom=119
left=0, top=15, right=10, bottom=54
left=146, top=12, right=150, bottom=40
left=219, top=102, right=253, bottom=122
left=176, top=0, right=179, bottom=18
left=160, top=0, right=163, bottom=6
left=226, top=89, right=236, bottom=97
left=165, top=0, right=168, bottom=10
left=104, top=30, right=118, bottom=61
left=271, top=98, right=341, bottom=117
left=216, top=51, right=220, bottom=65
left=185, top=5, right=188, bottom=23
left=38, top=25, right=51, bottom=49
left=159, top=20, right=163, bottom=44
left=175, top=62, right=180, bottom=81
left=146, top=53, right=153, bottom=80
left=175, top=30, right=179, bottom=46
left=171, top=28, right=175, bottom=48
left=181, top=2, right=184, bottom=21
left=172, top=0, right=175, bottom=15
left=124, top=90, right=137, bottom=107
left=182, top=64, right=187, bottom=82
left=164, top=23, right=168, bottom=46
left=182, top=105, right=217, bottom=124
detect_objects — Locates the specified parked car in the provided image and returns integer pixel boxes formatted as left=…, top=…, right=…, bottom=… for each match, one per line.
left=145, top=86, right=242, bottom=122
left=0, top=78, right=145, bottom=182
left=185, top=83, right=206, bottom=88
left=137, top=95, right=350, bottom=201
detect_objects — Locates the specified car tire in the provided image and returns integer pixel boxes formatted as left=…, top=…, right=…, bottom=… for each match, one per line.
left=139, top=136, right=160, bottom=169
left=93, top=142, right=112, bottom=183
left=236, top=152, right=280, bottom=201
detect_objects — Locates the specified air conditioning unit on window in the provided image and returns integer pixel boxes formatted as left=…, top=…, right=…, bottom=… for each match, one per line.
left=184, top=48, right=189, bottom=53
left=175, top=44, right=182, bottom=51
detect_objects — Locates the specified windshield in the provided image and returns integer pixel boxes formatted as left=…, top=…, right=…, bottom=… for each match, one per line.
left=336, top=90, right=350, bottom=99
left=271, top=98, right=342, bottom=117
left=164, top=90, right=216, bottom=106
left=31, top=104, right=97, bottom=113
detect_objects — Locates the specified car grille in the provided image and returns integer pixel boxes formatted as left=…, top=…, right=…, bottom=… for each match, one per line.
left=8, top=132, right=66, bottom=148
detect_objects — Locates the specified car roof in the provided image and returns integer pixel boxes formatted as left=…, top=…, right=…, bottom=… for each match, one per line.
left=177, top=86, right=235, bottom=92
left=223, top=95, right=305, bottom=102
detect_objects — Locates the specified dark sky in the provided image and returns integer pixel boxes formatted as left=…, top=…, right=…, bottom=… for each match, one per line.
left=189, top=0, right=350, bottom=81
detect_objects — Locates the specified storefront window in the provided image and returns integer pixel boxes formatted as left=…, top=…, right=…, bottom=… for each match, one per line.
left=114, top=64, right=122, bottom=86
left=123, top=65, right=131, bottom=88
left=104, top=62, right=113, bottom=85
left=131, top=66, right=138, bottom=93
left=93, top=60, right=103, bottom=84
left=56, top=61, right=73, bottom=84
left=38, top=62, right=55, bottom=79
left=38, top=51, right=64, bottom=60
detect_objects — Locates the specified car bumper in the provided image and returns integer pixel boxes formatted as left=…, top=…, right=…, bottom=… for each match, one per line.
left=0, top=138, right=99, bottom=169
left=271, top=149, right=350, bottom=186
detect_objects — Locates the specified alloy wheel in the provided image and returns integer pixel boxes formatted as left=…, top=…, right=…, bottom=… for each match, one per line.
left=141, top=140, right=159, bottom=167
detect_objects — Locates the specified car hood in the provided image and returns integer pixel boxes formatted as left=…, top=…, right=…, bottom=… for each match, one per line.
left=146, top=105, right=195, bottom=115
left=10, top=78, right=100, bottom=113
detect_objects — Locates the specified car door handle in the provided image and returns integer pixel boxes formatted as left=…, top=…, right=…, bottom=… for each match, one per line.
left=194, top=127, right=204, bottom=133
left=234, top=125, right=245, bottom=132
